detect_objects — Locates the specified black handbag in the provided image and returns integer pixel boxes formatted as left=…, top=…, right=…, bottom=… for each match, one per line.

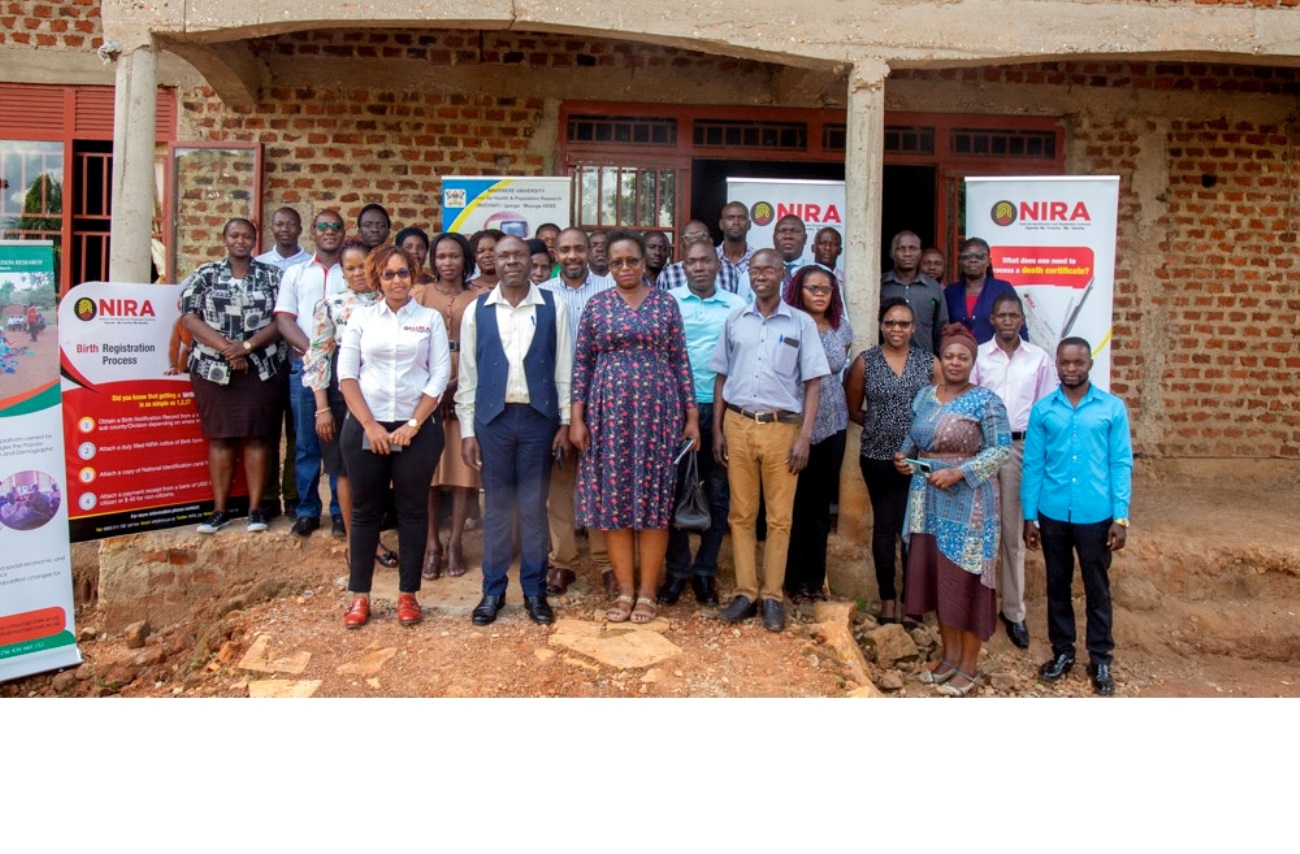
left=672, top=451, right=711, bottom=532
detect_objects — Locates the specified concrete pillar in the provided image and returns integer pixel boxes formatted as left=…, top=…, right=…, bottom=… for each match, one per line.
left=109, top=40, right=158, bottom=285
left=831, top=58, right=888, bottom=597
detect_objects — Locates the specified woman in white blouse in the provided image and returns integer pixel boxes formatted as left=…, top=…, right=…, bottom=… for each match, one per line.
left=337, top=244, right=451, bottom=629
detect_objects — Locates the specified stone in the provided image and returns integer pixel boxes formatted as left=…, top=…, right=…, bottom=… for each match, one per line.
left=237, top=634, right=311, bottom=675
left=74, top=664, right=94, bottom=681
left=534, top=648, right=556, bottom=662
left=863, top=623, right=919, bottom=667
left=551, top=628, right=682, bottom=670
left=603, top=617, right=671, bottom=635
left=552, top=619, right=601, bottom=637
left=909, top=626, right=935, bottom=650
left=215, top=641, right=238, bottom=664
left=248, top=679, right=322, bottom=698
left=847, top=684, right=884, bottom=698
left=563, top=656, right=600, bottom=672
left=124, top=620, right=151, bottom=649
left=336, top=647, right=397, bottom=676
left=366, top=678, right=382, bottom=689
left=807, top=605, right=878, bottom=693
left=134, top=648, right=165, bottom=667
left=1114, top=573, right=1162, bottom=611
left=989, top=671, right=1018, bottom=691
left=877, top=669, right=905, bottom=691
left=77, top=626, right=98, bottom=643
left=641, top=667, right=664, bottom=683
left=51, top=671, right=77, bottom=693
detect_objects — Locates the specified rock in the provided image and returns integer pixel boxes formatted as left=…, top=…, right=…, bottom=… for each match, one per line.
left=216, top=641, right=238, bottom=664
left=237, top=634, right=311, bottom=675
left=641, top=668, right=664, bottom=684
left=812, top=600, right=857, bottom=625
left=533, top=648, right=556, bottom=662
left=603, top=617, right=671, bottom=635
left=51, top=671, right=78, bottom=693
left=77, top=626, right=98, bottom=643
left=74, top=664, right=94, bottom=681
left=248, top=679, right=322, bottom=698
left=877, top=669, right=905, bottom=691
left=808, top=606, right=878, bottom=693
left=124, top=620, right=151, bottom=649
left=1114, top=573, right=1162, bottom=611
left=550, top=628, right=683, bottom=670
left=989, top=671, right=1018, bottom=691
left=134, top=648, right=165, bottom=667
left=863, top=623, right=919, bottom=667
left=847, top=684, right=884, bottom=698
left=336, top=647, right=397, bottom=676
left=563, top=656, right=600, bottom=672
left=909, top=626, right=935, bottom=650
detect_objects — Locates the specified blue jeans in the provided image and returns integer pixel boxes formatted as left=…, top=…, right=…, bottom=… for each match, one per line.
left=289, top=358, right=339, bottom=520
left=666, top=402, right=730, bottom=579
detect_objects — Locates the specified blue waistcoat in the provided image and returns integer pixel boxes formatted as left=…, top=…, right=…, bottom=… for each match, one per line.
left=473, top=289, right=559, bottom=426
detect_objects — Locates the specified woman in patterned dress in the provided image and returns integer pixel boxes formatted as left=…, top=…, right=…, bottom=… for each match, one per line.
left=782, top=265, right=854, bottom=602
left=569, top=229, right=700, bottom=624
left=417, top=232, right=481, bottom=579
left=895, top=324, right=1011, bottom=695
left=844, top=298, right=939, bottom=624
left=180, top=217, right=286, bottom=535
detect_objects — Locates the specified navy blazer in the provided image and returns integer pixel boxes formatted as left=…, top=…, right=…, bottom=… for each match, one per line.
left=943, top=276, right=1027, bottom=344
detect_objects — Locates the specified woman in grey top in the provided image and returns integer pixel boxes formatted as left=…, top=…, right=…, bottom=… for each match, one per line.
left=782, top=265, right=854, bottom=602
left=844, top=297, right=939, bottom=623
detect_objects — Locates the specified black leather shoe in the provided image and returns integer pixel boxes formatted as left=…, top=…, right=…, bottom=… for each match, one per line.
left=331, top=514, right=346, bottom=539
left=471, top=594, right=506, bottom=626
left=290, top=516, right=319, bottom=537
left=524, top=595, right=555, bottom=625
left=718, top=595, right=757, bottom=623
left=657, top=576, right=689, bottom=605
left=544, top=568, right=575, bottom=596
left=691, top=576, right=719, bottom=605
left=761, top=598, right=785, bottom=633
left=1089, top=661, right=1115, bottom=696
left=1038, top=651, right=1075, bottom=681
left=1001, top=615, right=1031, bottom=649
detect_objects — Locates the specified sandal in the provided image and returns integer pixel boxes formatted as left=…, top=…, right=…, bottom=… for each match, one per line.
left=918, top=659, right=958, bottom=684
left=375, top=549, right=399, bottom=569
left=447, top=541, right=468, bottom=578
left=936, top=667, right=981, bottom=697
left=606, top=594, right=634, bottom=623
left=630, top=596, right=657, bottom=624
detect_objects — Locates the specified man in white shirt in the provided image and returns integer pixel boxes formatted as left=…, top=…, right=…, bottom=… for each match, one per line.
left=972, top=291, right=1057, bottom=649
left=274, top=209, right=347, bottom=537
left=540, top=228, right=613, bottom=596
left=254, top=207, right=311, bottom=272
left=458, top=235, right=573, bottom=626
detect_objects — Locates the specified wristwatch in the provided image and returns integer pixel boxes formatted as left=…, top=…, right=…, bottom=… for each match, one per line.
left=242, top=340, right=252, bottom=352
left=1114, top=518, right=1129, bottom=528
left=407, top=418, right=420, bottom=431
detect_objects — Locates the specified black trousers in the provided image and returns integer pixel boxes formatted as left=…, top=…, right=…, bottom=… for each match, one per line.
left=341, top=415, right=443, bottom=595
left=785, top=430, right=847, bottom=594
left=859, top=456, right=911, bottom=602
left=667, top=402, right=730, bottom=579
left=1040, top=513, right=1115, bottom=664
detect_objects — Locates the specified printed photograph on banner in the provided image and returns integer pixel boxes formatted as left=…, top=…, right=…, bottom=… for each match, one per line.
left=0, top=266, right=58, bottom=406
left=0, top=469, right=60, bottom=531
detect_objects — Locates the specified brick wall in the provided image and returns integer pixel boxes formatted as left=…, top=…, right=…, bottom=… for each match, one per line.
left=0, top=0, right=101, bottom=49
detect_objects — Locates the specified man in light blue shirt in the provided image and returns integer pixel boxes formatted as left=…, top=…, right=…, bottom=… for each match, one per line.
left=1022, top=337, right=1133, bottom=696
left=658, top=239, right=745, bottom=607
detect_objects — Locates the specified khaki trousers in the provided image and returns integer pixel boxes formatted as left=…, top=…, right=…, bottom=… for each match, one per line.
left=547, top=458, right=607, bottom=570
left=723, top=410, right=799, bottom=602
left=997, top=439, right=1027, bottom=622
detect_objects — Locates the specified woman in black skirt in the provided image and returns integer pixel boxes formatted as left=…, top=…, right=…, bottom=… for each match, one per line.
left=180, top=217, right=287, bottom=534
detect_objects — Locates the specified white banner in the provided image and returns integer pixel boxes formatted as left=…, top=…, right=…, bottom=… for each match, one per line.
left=964, top=176, right=1120, bottom=389
left=0, top=240, right=80, bottom=682
left=724, top=177, right=846, bottom=263
left=441, top=176, right=571, bottom=237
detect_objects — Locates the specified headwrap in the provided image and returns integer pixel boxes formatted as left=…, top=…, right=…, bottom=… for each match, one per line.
left=940, top=323, right=978, bottom=359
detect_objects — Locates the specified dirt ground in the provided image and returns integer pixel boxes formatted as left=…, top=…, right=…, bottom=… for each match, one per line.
left=3, top=467, right=1298, bottom=699
left=0, top=320, right=57, bottom=402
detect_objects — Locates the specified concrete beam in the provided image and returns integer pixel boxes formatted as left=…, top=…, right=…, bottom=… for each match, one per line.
left=160, top=39, right=267, bottom=109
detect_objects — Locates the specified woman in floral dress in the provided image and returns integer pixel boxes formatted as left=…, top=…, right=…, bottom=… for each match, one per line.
left=569, top=229, right=700, bottom=624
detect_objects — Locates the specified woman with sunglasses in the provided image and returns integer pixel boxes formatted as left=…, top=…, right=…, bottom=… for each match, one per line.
left=337, top=245, right=451, bottom=629
left=844, top=297, right=940, bottom=625
left=781, top=265, right=853, bottom=603
left=942, top=237, right=1023, bottom=344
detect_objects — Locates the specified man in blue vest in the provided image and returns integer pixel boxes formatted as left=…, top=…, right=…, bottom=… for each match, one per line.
left=457, top=235, right=574, bottom=626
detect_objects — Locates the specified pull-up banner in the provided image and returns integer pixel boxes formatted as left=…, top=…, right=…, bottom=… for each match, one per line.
left=441, top=176, right=572, bottom=238
left=964, top=176, right=1120, bottom=389
left=0, top=240, right=80, bottom=682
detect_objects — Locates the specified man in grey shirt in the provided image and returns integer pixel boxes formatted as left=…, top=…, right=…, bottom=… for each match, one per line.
left=881, top=230, right=947, bottom=353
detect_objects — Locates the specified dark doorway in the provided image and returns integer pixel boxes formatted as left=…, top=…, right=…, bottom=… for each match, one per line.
left=880, top=164, right=937, bottom=273
left=690, top=158, right=844, bottom=242
left=71, top=139, right=113, bottom=286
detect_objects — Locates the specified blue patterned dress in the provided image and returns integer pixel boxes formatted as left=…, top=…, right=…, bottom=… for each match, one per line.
left=573, top=288, right=695, bottom=530
left=900, top=385, right=1011, bottom=639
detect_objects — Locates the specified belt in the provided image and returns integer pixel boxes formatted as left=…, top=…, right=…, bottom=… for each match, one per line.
left=727, top=403, right=800, bottom=424
left=1011, top=431, right=1024, bottom=441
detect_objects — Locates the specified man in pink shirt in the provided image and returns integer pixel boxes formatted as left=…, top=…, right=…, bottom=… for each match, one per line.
left=972, top=291, right=1056, bottom=649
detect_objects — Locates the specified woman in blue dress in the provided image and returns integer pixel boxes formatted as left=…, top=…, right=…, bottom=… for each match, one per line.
left=895, top=324, right=1011, bottom=695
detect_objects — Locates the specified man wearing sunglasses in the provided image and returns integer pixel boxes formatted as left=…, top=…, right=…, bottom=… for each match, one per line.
left=274, top=210, right=347, bottom=537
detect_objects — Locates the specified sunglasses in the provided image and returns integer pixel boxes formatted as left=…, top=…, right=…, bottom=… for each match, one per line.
left=380, top=268, right=412, bottom=281
left=608, top=258, right=644, bottom=269
left=882, top=319, right=913, bottom=328
left=959, top=252, right=988, bottom=260
left=802, top=285, right=833, bottom=296
left=315, top=221, right=344, bottom=232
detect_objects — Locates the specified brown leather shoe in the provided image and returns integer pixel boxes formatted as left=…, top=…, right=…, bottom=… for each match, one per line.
left=545, top=567, right=576, bottom=595
left=343, top=596, right=370, bottom=629
left=601, top=569, right=619, bottom=599
left=397, top=593, right=423, bottom=626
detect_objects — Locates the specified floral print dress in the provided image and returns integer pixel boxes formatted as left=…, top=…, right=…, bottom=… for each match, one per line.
left=573, top=288, right=695, bottom=530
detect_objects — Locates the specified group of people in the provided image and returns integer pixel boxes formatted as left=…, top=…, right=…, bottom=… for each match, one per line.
left=177, top=202, right=1132, bottom=695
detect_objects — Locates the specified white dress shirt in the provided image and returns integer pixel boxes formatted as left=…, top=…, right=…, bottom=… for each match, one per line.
left=273, top=255, right=346, bottom=342
left=456, top=284, right=573, bottom=439
left=338, top=298, right=451, bottom=422
left=540, top=271, right=611, bottom=351
left=972, top=337, right=1057, bottom=432
left=255, top=246, right=312, bottom=272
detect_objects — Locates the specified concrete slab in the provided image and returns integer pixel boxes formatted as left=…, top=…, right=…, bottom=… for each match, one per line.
left=550, top=626, right=683, bottom=670
left=237, top=634, right=310, bottom=675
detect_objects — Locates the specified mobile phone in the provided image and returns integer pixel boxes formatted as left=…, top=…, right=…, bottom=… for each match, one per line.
left=673, top=438, right=694, bottom=465
left=903, top=457, right=932, bottom=475
left=554, top=445, right=565, bottom=468
left=362, top=434, right=402, bottom=453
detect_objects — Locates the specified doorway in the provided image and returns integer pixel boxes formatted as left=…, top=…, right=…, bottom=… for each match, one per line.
left=881, top=164, right=937, bottom=274
left=690, top=158, right=845, bottom=243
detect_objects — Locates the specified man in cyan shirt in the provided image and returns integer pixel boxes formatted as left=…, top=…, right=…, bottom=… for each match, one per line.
left=1022, top=337, right=1133, bottom=696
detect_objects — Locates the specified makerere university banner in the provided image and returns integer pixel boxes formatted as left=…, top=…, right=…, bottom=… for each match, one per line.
left=0, top=240, right=80, bottom=681
left=965, top=176, right=1120, bottom=389
left=59, top=282, right=220, bottom=542
left=441, top=176, right=572, bottom=237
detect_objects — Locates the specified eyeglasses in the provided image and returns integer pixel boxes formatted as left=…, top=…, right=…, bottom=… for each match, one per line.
left=802, top=285, right=833, bottom=296
left=959, top=252, right=988, bottom=260
left=315, top=221, right=344, bottom=232
left=882, top=319, right=913, bottom=328
left=380, top=268, right=412, bottom=281
left=607, top=258, right=644, bottom=269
